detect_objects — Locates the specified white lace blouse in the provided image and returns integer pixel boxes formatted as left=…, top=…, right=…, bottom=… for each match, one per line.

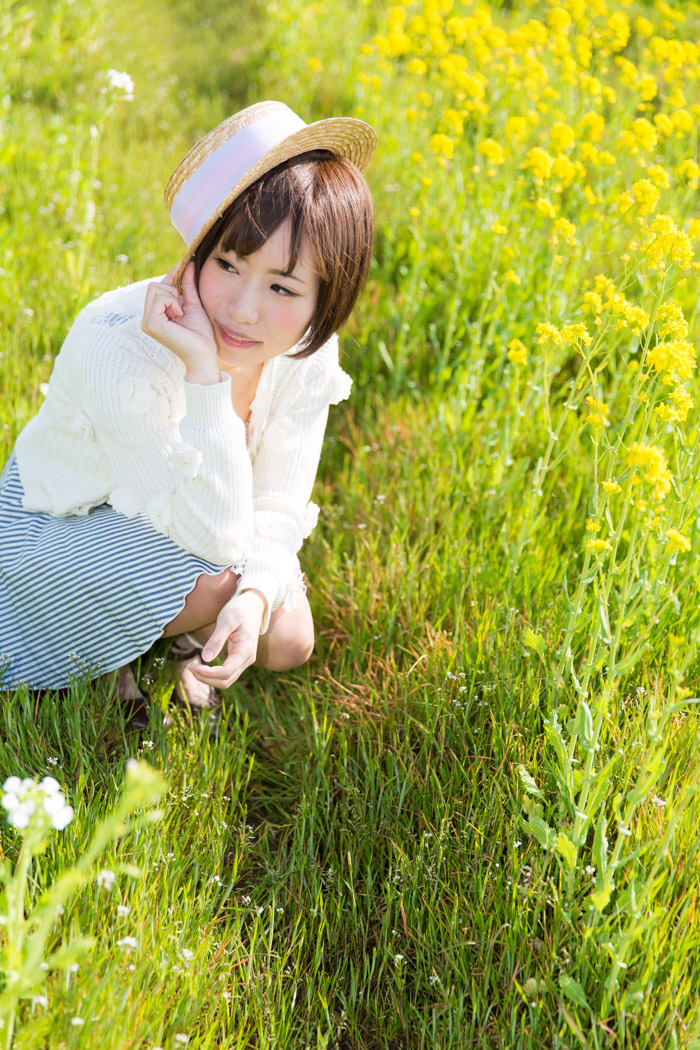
left=14, top=277, right=353, bottom=631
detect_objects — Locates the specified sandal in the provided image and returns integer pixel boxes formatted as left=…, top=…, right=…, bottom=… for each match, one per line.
left=167, top=637, right=220, bottom=734
left=117, top=663, right=151, bottom=730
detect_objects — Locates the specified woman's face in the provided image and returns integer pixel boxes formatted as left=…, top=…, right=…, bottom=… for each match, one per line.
left=197, top=219, right=319, bottom=371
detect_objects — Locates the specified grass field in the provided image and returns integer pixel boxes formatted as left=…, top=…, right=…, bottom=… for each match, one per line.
left=2, top=0, right=700, bottom=1046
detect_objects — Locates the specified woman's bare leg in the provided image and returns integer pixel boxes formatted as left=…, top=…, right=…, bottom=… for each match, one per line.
left=186, top=592, right=315, bottom=671
left=161, top=569, right=239, bottom=637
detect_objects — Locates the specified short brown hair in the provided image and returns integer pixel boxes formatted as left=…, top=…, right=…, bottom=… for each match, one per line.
left=194, top=150, right=374, bottom=357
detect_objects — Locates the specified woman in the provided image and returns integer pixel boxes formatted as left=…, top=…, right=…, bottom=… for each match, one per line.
left=0, top=100, right=376, bottom=712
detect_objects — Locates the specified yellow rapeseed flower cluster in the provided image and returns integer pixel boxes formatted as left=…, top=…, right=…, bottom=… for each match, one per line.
left=583, top=276, right=649, bottom=335
left=626, top=443, right=672, bottom=502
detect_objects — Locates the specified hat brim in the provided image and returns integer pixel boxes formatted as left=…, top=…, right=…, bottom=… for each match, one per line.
left=167, top=114, right=377, bottom=289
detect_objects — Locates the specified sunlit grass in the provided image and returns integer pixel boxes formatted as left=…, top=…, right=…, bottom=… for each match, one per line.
left=3, top=0, right=700, bottom=1046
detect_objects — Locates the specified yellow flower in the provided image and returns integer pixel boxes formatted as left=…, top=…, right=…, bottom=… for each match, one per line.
left=492, top=221, right=508, bottom=235
left=606, top=11, right=630, bottom=51
left=306, top=57, right=323, bottom=72
left=672, top=109, right=694, bottom=135
left=586, top=518, right=601, bottom=533
left=407, top=58, right=428, bottom=76
left=521, top=147, right=555, bottom=184
left=443, top=108, right=465, bottom=136
left=656, top=299, right=689, bottom=339
left=408, top=207, right=421, bottom=218
left=536, top=198, right=558, bottom=218
left=634, top=16, right=654, bottom=38
left=536, top=322, right=564, bottom=346
left=666, top=529, right=691, bottom=553
left=602, top=481, right=622, bottom=494
left=578, top=112, right=605, bottom=143
left=677, top=159, right=700, bottom=187
left=507, top=338, right=528, bottom=365
left=632, top=178, right=661, bottom=216
left=550, top=217, right=577, bottom=246
left=655, top=385, right=694, bottom=423
left=503, top=270, right=521, bottom=285
left=479, top=138, right=505, bottom=165
left=430, top=134, right=455, bottom=160
left=647, top=340, right=697, bottom=380
left=584, top=396, right=610, bottom=427
left=550, top=122, right=576, bottom=153
left=653, top=113, right=674, bottom=138
left=626, top=443, right=672, bottom=501
left=588, top=537, right=612, bottom=553
left=619, top=118, right=657, bottom=154
left=505, top=116, right=529, bottom=144
left=561, top=323, right=591, bottom=346
left=635, top=74, right=657, bottom=101
left=642, top=215, right=694, bottom=271
left=647, top=164, right=671, bottom=189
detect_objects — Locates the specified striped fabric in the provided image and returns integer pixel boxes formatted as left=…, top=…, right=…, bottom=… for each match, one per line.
left=0, top=455, right=229, bottom=690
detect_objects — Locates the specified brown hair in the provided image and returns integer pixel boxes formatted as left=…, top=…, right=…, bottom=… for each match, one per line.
left=193, top=150, right=374, bottom=357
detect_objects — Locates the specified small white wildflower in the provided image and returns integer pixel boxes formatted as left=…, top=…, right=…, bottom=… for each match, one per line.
left=115, top=253, right=129, bottom=264
left=69, top=963, right=79, bottom=973
left=97, top=869, right=116, bottom=890
left=174, top=1036, right=189, bottom=1046
left=32, top=995, right=49, bottom=1008
left=513, top=840, right=522, bottom=848
left=651, top=795, right=667, bottom=807
left=179, top=948, right=194, bottom=962
left=117, top=904, right=130, bottom=917
left=394, top=954, right=405, bottom=964
left=70, top=1017, right=84, bottom=1026
left=116, top=936, right=137, bottom=949
left=47, top=757, right=59, bottom=766
left=104, top=69, right=135, bottom=101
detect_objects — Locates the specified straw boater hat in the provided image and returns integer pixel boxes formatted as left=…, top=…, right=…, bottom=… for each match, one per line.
left=165, top=100, right=377, bottom=287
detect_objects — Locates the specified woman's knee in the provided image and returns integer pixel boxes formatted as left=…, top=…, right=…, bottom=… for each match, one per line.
left=257, top=598, right=315, bottom=671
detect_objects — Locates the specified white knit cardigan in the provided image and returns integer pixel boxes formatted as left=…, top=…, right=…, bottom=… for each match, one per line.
left=14, top=277, right=353, bottom=632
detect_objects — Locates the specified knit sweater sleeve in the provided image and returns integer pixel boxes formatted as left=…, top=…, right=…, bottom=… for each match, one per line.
left=236, top=352, right=342, bottom=632
left=77, top=323, right=254, bottom=566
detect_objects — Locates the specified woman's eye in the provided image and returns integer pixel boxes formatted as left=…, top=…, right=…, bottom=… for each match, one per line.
left=272, top=284, right=298, bottom=298
left=216, top=257, right=238, bottom=273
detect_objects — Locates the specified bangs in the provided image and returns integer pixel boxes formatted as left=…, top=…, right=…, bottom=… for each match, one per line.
left=216, top=154, right=333, bottom=280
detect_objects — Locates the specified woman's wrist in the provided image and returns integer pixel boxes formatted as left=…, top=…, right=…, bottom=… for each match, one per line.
left=239, top=587, right=269, bottom=623
left=184, top=359, right=221, bottom=385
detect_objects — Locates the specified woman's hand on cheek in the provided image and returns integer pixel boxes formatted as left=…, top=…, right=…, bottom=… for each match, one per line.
left=141, top=261, right=221, bottom=385
left=188, top=591, right=266, bottom=689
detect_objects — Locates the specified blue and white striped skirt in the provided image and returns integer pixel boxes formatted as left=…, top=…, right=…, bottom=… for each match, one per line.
left=0, top=454, right=229, bottom=690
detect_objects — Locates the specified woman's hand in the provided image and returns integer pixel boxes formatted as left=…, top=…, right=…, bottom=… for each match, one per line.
left=187, top=591, right=267, bottom=689
left=141, top=261, right=220, bottom=385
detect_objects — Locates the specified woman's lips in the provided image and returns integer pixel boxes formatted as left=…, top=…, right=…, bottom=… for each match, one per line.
left=216, top=322, right=260, bottom=349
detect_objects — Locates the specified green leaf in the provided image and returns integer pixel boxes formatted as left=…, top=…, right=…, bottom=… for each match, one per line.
left=522, top=628, right=546, bottom=656
left=577, top=701, right=595, bottom=751
left=524, top=815, right=556, bottom=851
left=518, top=764, right=543, bottom=798
left=590, top=884, right=612, bottom=913
left=555, top=831, right=577, bottom=870
left=559, top=973, right=589, bottom=1010
left=593, top=811, right=609, bottom=881
left=44, top=937, right=96, bottom=971
left=11, top=1015, right=52, bottom=1050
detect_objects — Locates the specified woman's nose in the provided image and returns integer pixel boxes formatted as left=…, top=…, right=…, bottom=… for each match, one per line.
left=228, top=284, right=259, bottom=325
